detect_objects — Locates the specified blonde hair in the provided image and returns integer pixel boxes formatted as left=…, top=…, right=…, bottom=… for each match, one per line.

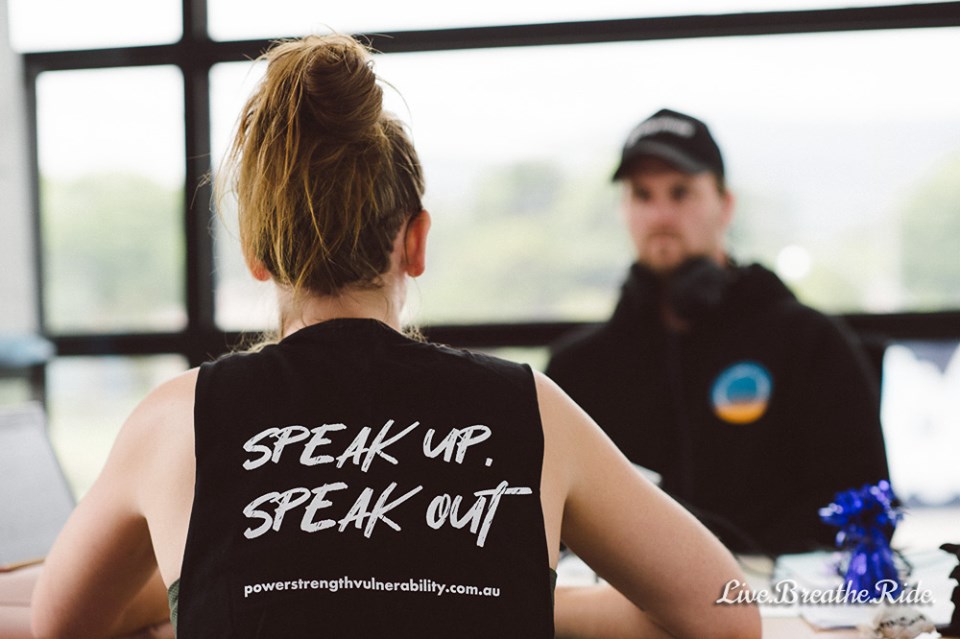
left=218, top=34, right=425, bottom=297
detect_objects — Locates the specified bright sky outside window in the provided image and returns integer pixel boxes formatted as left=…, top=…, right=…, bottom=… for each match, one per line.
left=213, top=27, right=960, bottom=329
left=7, top=0, right=181, bottom=52
left=37, top=66, right=187, bottom=333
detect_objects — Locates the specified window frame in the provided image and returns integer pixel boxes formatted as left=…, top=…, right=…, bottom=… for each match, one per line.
left=20, top=0, right=960, bottom=380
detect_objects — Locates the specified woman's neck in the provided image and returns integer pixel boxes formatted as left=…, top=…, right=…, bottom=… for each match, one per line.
left=276, top=277, right=405, bottom=338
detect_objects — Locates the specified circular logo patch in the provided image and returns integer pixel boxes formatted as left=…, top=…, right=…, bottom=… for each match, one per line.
left=710, top=361, right=773, bottom=425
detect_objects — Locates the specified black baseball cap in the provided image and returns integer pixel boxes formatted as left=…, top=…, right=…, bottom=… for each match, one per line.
left=612, top=108, right=724, bottom=181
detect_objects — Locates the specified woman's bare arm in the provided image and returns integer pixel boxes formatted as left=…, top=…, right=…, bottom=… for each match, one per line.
left=30, top=371, right=196, bottom=639
left=536, top=372, right=760, bottom=639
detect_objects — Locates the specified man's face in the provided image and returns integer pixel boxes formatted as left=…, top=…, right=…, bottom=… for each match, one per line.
left=621, top=156, right=734, bottom=275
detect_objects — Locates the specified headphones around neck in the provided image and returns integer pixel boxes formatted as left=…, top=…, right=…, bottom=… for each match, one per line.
left=632, top=256, right=732, bottom=323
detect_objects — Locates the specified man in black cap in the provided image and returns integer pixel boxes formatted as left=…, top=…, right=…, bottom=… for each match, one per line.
left=546, top=108, right=890, bottom=556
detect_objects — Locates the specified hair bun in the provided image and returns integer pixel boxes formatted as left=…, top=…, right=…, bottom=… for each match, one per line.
left=298, top=35, right=382, bottom=142
left=225, top=33, right=425, bottom=298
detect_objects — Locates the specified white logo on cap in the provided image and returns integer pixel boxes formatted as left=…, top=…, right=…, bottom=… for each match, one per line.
left=626, top=116, right=696, bottom=147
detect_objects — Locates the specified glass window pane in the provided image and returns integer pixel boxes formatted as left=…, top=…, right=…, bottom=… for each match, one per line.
left=207, top=0, right=949, bottom=41
left=0, top=378, right=33, bottom=406
left=37, top=66, right=186, bottom=334
left=881, top=340, right=960, bottom=508
left=209, top=28, right=960, bottom=327
left=382, top=28, right=960, bottom=322
left=7, top=0, right=181, bottom=52
left=46, top=355, right=188, bottom=497
left=210, top=61, right=277, bottom=332
left=212, top=203, right=278, bottom=332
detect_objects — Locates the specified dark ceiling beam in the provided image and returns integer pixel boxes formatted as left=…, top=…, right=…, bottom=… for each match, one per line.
left=363, top=2, right=960, bottom=53
left=23, top=2, right=960, bottom=73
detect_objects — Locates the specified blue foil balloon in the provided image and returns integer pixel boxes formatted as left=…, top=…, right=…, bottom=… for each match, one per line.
left=818, top=480, right=903, bottom=600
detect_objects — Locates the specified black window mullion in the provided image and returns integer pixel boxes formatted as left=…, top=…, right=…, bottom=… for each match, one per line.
left=181, top=0, right=217, bottom=367
left=24, top=67, right=44, bottom=338
left=24, top=65, right=49, bottom=405
left=359, top=2, right=960, bottom=53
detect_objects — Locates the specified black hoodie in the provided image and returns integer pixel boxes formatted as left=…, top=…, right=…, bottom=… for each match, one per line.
left=546, top=261, right=890, bottom=556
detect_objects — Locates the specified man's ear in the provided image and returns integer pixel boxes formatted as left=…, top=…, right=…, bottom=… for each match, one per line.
left=720, top=189, right=735, bottom=229
left=403, top=210, right=431, bottom=278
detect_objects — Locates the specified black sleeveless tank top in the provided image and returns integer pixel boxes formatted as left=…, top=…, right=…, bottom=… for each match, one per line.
left=178, top=319, right=553, bottom=638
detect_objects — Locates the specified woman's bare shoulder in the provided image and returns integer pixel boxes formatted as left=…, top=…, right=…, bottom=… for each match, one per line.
left=126, top=368, right=198, bottom=435
left=106, top=368, right=199, bottom=477
left=531, top=369, right=618, bottom=473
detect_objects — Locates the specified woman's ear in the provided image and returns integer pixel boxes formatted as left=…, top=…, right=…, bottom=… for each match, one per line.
left=244, top=250, right=272, bottom=282
left=403, top=210, right=431, bottom=278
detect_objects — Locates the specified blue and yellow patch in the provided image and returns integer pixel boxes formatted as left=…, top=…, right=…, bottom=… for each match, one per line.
left=710, top=361, right=773, bottom=424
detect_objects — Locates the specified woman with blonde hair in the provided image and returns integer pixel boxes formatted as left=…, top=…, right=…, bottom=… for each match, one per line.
left=32, top=34, right=760, bottom=639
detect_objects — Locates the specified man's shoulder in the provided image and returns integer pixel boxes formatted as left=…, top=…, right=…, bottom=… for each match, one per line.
left=730, top=264, right=870, bottom=354
left=544, top=317, right=647, bottom=390
left=731, top=263, right=833, bottom=322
